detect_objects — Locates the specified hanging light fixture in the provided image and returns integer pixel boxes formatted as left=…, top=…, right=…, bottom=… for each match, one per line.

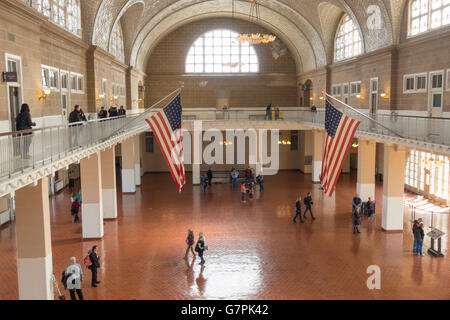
left=237, top=0, right=276, bottom=45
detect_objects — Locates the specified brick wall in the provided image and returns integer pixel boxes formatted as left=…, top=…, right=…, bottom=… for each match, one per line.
left=145, top=18, right=298, bottom=109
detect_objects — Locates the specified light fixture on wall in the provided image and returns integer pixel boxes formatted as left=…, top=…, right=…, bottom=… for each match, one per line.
left=96, top=93, right=105, bottom=101
left=38, top=89, right=51, bottom=101
left=352, top=142, right=359, bottom=148
left=380, top=92, right=389, bottom=99
left=356, top=94, right=363, bottom=100
left=237, top=0, right=276, bottom=45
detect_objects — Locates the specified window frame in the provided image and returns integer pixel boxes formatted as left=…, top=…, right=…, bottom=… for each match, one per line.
left=41, top=65, right=60, bottom=91
left=408, top=0, right=450, bottom=38
left=446, top=69, right=450, bottom=92
left=332, top=84, right=342, bottom=97
left=350, top=81, right=362, bottom=96
left=34, top=0, right=82, bottom=37
left=60, top=70, right=69, bottom=92
left=334, top=14, right=363, bottom=62
left=69, top=72, right=84, bottom=94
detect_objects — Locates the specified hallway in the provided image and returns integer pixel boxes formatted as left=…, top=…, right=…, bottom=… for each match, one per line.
left=0, top=171, right=448, bottom=300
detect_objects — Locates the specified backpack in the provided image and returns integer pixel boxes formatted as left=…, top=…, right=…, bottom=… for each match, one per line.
left=194, top=244, right=200, bottom=252
left=83, top=254, right=92, bottom=268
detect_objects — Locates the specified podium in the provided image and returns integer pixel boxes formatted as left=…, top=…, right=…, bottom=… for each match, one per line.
left=427, top=228, right=445, bottom=258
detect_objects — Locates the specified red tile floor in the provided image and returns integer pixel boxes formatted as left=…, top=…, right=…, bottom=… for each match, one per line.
left=0, top=171, right=449, bottom=300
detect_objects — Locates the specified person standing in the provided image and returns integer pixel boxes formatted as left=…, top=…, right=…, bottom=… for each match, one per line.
left=248, top=181, right=254, bottom=201
left=352, top=206, right=361, bottom=233
left=412, top=218, right=423, bottom=252
left=88, top=246, right=101, bottom=287
left=207, top=168, right=213, bottom=186
left=241, top=183, right=246, bottom=203
left=274, top=106, right=280, bottom=120
left=184, top=229, right=196, bottom=259
left=367, top=197, right=375, bottom=219
left=264, top=104, right=272, bottom=120
left=414, top=223, right=425, bottom=256
left=108, top=106, right=119, bottom=118
left=118, top=105, right=126, bottom=116
left=200, top=175, right=208, bottom=194
left=293, top=196, right=304, bottom=223
left=15, top=104, right=36, bottom=158
left=245, top=167, right=252, bottom=185
left=303, top=192, right=316, bottom=220
left=98, top=107, right=107, bottom=119
left=231, top=169, right=239, bottom=188
left=69, top=105, right=83, bottom=148
left=352, top=194, right=362, bottom=212
left=64, top=257, right=84, bottom=300
left=195, top=232, right=207, bottom=265
left=71, top=196, right=81, bottom=223
left=256, top=174, right=264, bottom=192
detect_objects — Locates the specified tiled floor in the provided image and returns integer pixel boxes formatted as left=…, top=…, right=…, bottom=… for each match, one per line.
left=0, top=171, right=448, bottom=300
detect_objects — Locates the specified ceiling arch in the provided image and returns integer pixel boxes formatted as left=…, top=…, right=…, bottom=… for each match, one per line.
left=129, top=0, right=327, bottom=74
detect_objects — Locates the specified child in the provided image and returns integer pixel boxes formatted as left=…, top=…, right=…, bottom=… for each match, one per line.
left=241, top=184, right=246, bottom=203
left=71, top=198, right=80, bottom=223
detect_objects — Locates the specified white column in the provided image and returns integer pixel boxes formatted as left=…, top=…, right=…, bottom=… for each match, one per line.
left=15, top=177, right=54, bottom=300
left=134, top=135, right=141, bottom=187
left=357, top=139, right=376, bottom=201
left=101, top=147, right=117, bottom=219
left=312, top=130, right=323, bottom=183
left=382, top=145, right=407, bottom=231
left=81, top=153, right=104, bottom=238
left=121, top=138, right=136, bottom=193
left=192, top=121, right=203, bottom=185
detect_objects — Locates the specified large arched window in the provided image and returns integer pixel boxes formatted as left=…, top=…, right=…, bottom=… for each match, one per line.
left=334, top=15, right=362, bottom=62
left=409, top=0, right=450, bottom=37
left=110, top=22, right=125, bottom=63
left=186, top=29, right=259, bottom=73
left=32, top=0, right=81, bottom=37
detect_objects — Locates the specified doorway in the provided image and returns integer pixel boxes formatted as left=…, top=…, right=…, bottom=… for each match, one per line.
left=8, top=87, right=20, bottom=131
left=429, top=71, right=444, bottom=117
left=6, top=54, right=23, bottom=132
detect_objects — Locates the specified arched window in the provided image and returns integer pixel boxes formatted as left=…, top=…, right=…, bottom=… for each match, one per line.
left=32, top=0, right=81, bottom=37
left=110, top=22, right=125, bottom=63
left=409, top=0, right=450, bottom=37
left=186, top=29, right=259, bottom=73
left=334, top=15, right=362, bottom=62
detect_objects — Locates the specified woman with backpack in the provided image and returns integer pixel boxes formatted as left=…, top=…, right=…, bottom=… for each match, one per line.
left=195, top=232, right=207, bottom=266
left=184, top=229, right=196, bottom=259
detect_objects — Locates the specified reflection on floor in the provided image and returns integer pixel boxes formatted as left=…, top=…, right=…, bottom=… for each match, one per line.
left=0, top=171, right=448, bottom=300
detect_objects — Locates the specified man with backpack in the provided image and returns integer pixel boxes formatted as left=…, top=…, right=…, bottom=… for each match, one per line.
left=84, top=245, right=101, bottom=287
left=63, top=257, right=84, bottom=300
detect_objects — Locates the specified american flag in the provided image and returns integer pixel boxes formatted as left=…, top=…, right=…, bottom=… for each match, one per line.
left=321, top=100, right=360, bottom=197
left=145, top=94, right=185, bottom=192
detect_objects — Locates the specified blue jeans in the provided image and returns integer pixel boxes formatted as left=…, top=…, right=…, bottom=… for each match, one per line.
left=233, top=178, right=238, bottom=187
left=259, top=182, right=264, bottom=192
left=413, top=238, right=418, bottom=252
left=415, top=240, right=424, bottom=255
left=304, top=206, right=314, bottom=219
left=201, top=184, right=206, bottom=194
left=199, top=252, right=205, bottom=264
left=242, top=192, right=246, bottom=202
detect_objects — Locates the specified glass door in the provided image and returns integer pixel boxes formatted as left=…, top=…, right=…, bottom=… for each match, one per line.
left=429, top=71, right=443, bottom=117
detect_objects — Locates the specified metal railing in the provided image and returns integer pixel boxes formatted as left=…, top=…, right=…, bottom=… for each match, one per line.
left=0, top=115, right=146, bottom=181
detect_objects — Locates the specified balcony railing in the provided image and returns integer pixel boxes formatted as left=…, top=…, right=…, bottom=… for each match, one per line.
left=0, top=115, right=145, bottom=182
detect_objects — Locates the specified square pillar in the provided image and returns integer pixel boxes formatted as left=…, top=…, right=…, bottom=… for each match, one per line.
left=134, top=135, right=141, bottom=187
left=15, top=177, right=54, bottom=300
left=382, top=145, right=406, bottom=231
left=121, top=138, right=136, bottom=193
left=81, top=153, right=104, bottom=238
left=357, top=139, right=376, bottom=201
left=312, top=130, right=324, bottom=182
left=101, top=147, right=117, bottom=219
left=192, top=123, right=202, bottom=185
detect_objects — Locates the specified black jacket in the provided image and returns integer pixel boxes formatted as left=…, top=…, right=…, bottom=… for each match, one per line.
left=296, top=200, right=301, bottom=212
left=89, top=252, right=100, bottom=269
left=69, top=110, right=83, bottom=124
left=109, top=108, right=119, bottom=117
left=118, top=109, right=126, bottom=116
left=98, top=110, right=107, bottom=119
left=195, top=238, right=205, bottom=253
left=16, top=112, right=36, bottom=132
left=304, top=196, right=313, bottom=207
left=414, top=227, right=425, bottom=242
left=207, top=170, right=213, bottom=179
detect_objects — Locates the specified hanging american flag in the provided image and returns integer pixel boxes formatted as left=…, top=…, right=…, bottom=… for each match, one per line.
left=145, top=94, right=185, bottom=192
left=321, top=100, right=360, bottom=197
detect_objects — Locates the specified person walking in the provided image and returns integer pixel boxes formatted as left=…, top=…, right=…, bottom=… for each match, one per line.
left=118, top=105, right=126, bottom=116
left=256, top=174, right=264, bottom=192
left=71, top=196, right=81, bottom=223
left=64, top=257, right=84, bottom=300
left=352, top=206, right=361, bottom=233
left=303, top=192, right=316, bottom=220
left=367, top=197, right=375, bottom=219
left=248, top=181, right=254, bottom=201
left=274, top=106, right=280, bottom=120
left=245, top=167, right=252, bottom=185
left=414, top=223, right=425, bottom=256
left=98, top=107, right=107, bottom=119
left=200, top=175, right=208, bottom=194
left=15, top=104, right=36, bottom=158
left=241, top=183, right=246, bottom=203
left=293, top=196, right=304, bottom=223
left=207, top=168, right=213, bottom=186
left=264, top=104, right=272, bottom=120
left=195, top=232, right=207, bottom=265
left=184, top=229, right=196, bottom=259
left=88, top=246, right=101, bottom=287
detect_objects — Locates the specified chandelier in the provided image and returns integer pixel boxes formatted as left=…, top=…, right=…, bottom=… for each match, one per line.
left=421, top=158, right=445, bottom=170
left=237, top=0, right=276, bottom=45
left=223, top=62, right=245, bottom=68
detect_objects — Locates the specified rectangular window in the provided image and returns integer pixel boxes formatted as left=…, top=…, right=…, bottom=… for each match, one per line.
left=77, top=76, right=83, bottom=92
left=432, top=73, right=443, bottom=89
left=42, top=69, right=49, bottom=88
left=290, top=131, right=299, bottom=151
left=350, top=81, right=361, bottom=95
left=343, top=83, right=349, bottom=95
left=71, top=75, right=77, bottom=92
left=49, top=70, right=58, bottom=89
left=102, top=79, right=107, bottom=94
left=416, top=73, right=427, bottom=91
left=61, top=72, right=68, bottom=90
left=447, top=69, right=450, bottom=91
left=332, top=84, right=341, bottom=96
left=404, top=75, right=415, bottom=92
